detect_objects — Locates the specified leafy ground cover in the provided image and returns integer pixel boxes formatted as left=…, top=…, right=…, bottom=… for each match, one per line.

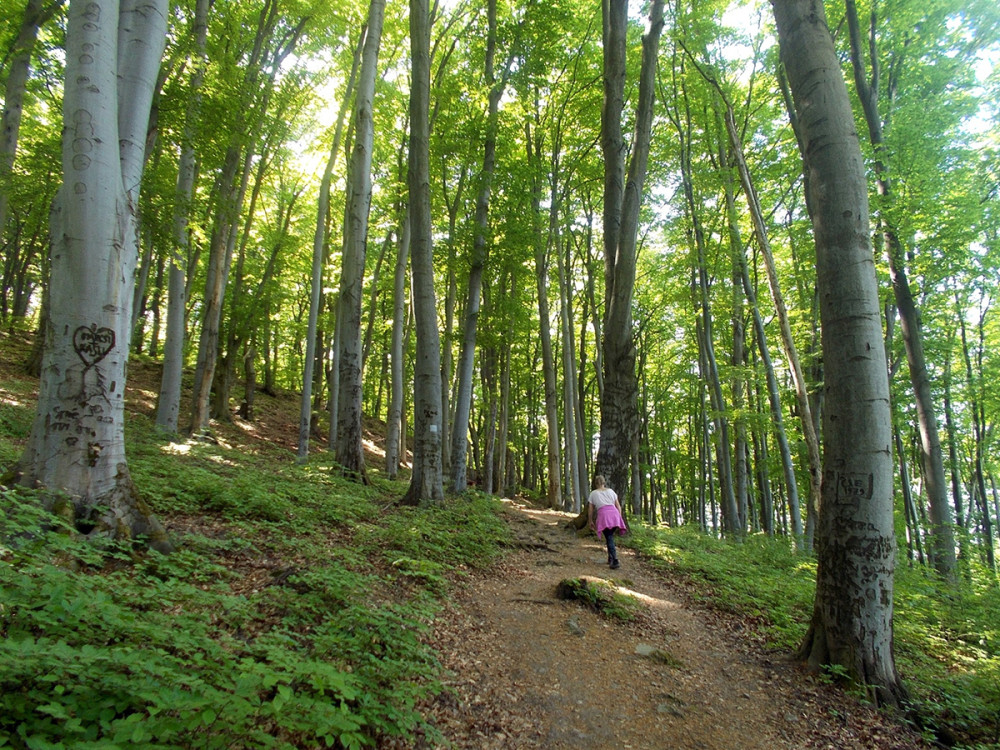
left=2, top=326, right=998, bottom=748
left=0, top=331, right=510, bottom=749
left=627, top=524, right=1000, bottom=748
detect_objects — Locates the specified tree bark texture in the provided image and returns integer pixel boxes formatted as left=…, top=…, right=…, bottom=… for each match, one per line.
left=596, top=0, right=663, bottom=499
left=772, top=0, right=906, bottom=706
left=17, top=0, right=169, bottom=550
left=336, top=0, right=385, bottom=484
left=297, top=27, right=363, bottom=460
left=402, top=0, right=444, bottom=506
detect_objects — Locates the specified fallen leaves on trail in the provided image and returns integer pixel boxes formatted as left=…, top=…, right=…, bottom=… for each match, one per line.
left=380, top=502, right=934, bottom=750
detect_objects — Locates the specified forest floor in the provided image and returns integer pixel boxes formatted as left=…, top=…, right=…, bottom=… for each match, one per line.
left=0, top=330, right=938, bottom=749
left=393, top=499, right=937, bottom=750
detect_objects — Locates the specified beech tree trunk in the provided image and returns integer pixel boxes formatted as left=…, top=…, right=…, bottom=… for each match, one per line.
left=335, top=0, right=385, bottom=484
left=773, top=0, right=907, bottom=706
left=385, top=206, right=409, bottom=478
left=297, top=29, right=363, bottom=460
left=596, top=0, right=663, bottom=499
left=154, top=20, right=203, bottom=431
left=450, top=0, right=513, bottom=493
left=401, top=0, right=444, bottom=506
left=15, top=0, right=169, bottom=550
left=0, top=0, right=64, bottom=250
left=525, top=124, right=562, bottom=510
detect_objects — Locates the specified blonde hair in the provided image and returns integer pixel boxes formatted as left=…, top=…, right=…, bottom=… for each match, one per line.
left=593, top=474, right=607, bottom=490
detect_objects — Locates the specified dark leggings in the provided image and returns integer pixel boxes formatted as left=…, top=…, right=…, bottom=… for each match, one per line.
left=603, top=528, right=618, bottom=563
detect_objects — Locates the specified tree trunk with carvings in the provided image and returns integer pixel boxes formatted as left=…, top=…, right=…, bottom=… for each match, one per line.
left=13, top=0, right=170, bottom=551
left=773, top=0, right=906, bottom=706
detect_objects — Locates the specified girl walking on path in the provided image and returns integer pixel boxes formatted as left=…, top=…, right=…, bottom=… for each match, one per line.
left=587, top=474, right=627, bottom=569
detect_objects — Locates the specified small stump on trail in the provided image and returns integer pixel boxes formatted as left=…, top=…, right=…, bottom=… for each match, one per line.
left=556, top=576, right=644, bottom=622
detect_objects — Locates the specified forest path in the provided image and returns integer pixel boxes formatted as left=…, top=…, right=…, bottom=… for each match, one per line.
left=404, top=498, right=931, bottom=750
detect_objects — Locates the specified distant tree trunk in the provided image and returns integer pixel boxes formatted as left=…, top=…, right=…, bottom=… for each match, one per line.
left=896, top=426, right=925, bottom=565
left=385, top=206, right=409, bottom=478
left=774, top=0, right=907, bottom=706
left=725, top=174, right=803, bottom=546
left=556, top=223, right=582, bottom=512
left=189, top=145, right=240, bottom=434
left=0, top=0, right=64, bottom=248
left=525, top=123, right=561, bottom=510
left=714, top=92, right=812, bottom=546
left=297, top=29, right=362, bottom=461
left=439, top=163, right=467, bottom=473
left=450, top=0, right=513, bottom=493
left=941, top=337, right=969, bottom=565
left=497, top=331, right=512, bottom=495
left=401, top=0, right=444, bottom=506
left=957, top=296, right=995, bottom=572
left=14, top=0, right=169, bottom=551
left=596, top=0, right=663, bottom=498
left=336, top=0, right=385, bottom=484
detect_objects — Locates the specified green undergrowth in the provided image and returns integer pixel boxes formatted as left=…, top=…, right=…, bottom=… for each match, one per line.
left=0, top=410, right=511, bottom=749
left=555, top=576, right=644, bottom=621
left=626, top=523, right=1000, bottom=748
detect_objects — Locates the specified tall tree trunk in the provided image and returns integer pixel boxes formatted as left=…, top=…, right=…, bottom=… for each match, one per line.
left=941, top=336, right=968, bottom=566
left=715, top=92, right=814, bottom=547
left=189, top=145, right=240, bottom=433
left=336, top=0, right=385, bottom=484
left=773, top=0, right=906, bottom=706
left=844, top=0, right=956, bottom=582
left=556, top=223, right=581, bottom=512
left=401, top=0, right=444, bottom=506
left=14, top=0, right=169, bottom=551
left=297, top=29, right=363, bottom=460
left=957, top=295, right=995, bottom=572
left=450, top=0, right=513, bottom=493
left=0, top=0, right=65, bottom=248
left=525, top=122, right=561, bottom=510
left=725, top=172, right=804, bottom=546
left=385, top=206, right=409, bottom=478
left=596, top=0, right=663, bottom=498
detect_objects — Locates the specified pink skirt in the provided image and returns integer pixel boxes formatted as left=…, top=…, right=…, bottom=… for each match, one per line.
left=595, top=504, right=627, bottom=536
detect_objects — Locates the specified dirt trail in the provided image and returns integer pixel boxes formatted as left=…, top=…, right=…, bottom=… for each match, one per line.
left=408, top=499, right=932, bottom=750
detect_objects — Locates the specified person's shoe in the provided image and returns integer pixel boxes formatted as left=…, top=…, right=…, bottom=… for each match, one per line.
left=610, top=559, right=620, bottom=570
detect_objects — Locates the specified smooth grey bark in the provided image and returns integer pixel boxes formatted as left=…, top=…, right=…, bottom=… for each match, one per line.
left=685, top=62, right=816, bottom=544
left=385, top=206, right=410, bottom=478
left=596, top=0, right=663, bottom=498
left=401, top=0, right=444, bottom=506
left=439, top=163, right=467, bottom=473
left=556, top=223, right=581, bottom=512
left=335, top=0, right=385, bottom=483
left=525, top=123, right=561, bottom=510
left=154, top=0, right=207, bottom=431
left=16, top=0, right=169, bottom=549
left=694, top=258, right=741, bottom=538
left=189, top=9, right=304, bottom=433
left=189, top=145, right=240, bottom=433
left=773, top=0, right=906, bottom=706
left=844, top=0, right=956, bottom=581
left=297, top=29, right=363, bottom=460
left=450, top=0, right=515, bottom=493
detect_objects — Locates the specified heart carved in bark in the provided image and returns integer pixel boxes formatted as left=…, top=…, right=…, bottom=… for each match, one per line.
left=73, top=324, right=116, bottom=367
